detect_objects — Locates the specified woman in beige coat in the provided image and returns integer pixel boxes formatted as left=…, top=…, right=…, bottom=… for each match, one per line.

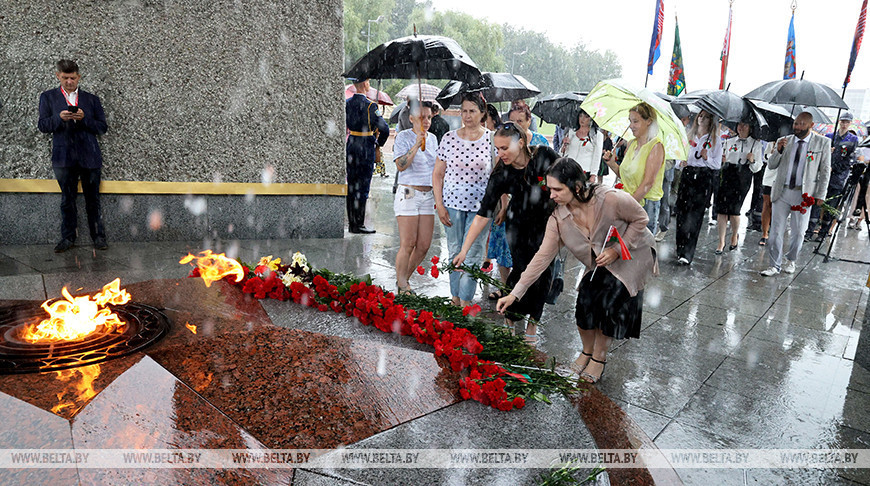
left=497, top=158, right=657, bottom=383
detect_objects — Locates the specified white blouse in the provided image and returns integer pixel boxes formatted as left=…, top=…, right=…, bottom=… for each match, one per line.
left=722, top=136, right=764, bottom=173
left=436, top=129, right=493, bottom=212
left=562, top=129, right=604, bottom=175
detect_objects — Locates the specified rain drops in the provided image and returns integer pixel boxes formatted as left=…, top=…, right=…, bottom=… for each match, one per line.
left=147, top=209, right=163, bottom=231
left=261, top=165, right=275, bottom=185
left=184, top=196, right=207, bottom=216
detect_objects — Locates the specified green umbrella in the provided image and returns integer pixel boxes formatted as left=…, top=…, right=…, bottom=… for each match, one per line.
left=580, top=79, right=689, bottom=160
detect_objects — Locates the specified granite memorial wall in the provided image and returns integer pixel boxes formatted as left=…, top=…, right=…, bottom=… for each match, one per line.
left=0, top=0, right=346, bottom=244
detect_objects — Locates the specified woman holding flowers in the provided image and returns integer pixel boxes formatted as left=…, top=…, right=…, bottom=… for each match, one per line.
left=433, top=93, right=493, bottom=306
left=393, top=101, right=438, bottom=294
left=497, top=158, right=657, bottom=383
left=452, top=122, right=560, bottom=344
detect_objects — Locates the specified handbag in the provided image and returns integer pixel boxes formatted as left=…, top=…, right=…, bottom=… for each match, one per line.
left=545, top=253, right=564, bottom=305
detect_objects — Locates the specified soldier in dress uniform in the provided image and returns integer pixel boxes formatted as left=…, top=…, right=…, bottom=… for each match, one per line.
left=346, top=78, right=389, bottom=234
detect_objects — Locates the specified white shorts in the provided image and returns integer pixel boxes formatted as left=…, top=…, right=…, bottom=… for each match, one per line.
left=394, top=186, right=436, bottom=217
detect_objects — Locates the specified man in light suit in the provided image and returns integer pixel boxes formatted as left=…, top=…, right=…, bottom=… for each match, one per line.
left=760, top=112, right=831, bottom=276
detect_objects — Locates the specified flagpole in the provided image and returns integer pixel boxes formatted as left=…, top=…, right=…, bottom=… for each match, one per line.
left=590, top=225, right=614, bottom=281
left=837, top=0, right=868, bottom=130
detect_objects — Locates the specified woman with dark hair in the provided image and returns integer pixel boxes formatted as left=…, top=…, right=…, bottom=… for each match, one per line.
left=561, top=110, right=604, bottom=183
left=433, top=92, right=493, bottom=306
left=452, top=122, right=560, bottom=344
left=497, top=158, right=657, bottom=383
left=509, top=101, right=550, bottom=148
left=393, top=101, right=438, bottom=294
left=714, top=122, right=763, bottom=253
left=674, top=109, right=723, bottom=264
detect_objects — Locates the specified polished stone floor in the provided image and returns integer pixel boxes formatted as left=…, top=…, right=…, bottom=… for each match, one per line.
left=1, top=166, right=869, bottom=484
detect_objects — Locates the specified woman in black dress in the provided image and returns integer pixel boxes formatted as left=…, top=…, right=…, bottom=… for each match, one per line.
left=452, top=122, right=560, bottom=344
left=496, top=158, right=657, bottom=383
left=714, top=122, right=764, bottom=253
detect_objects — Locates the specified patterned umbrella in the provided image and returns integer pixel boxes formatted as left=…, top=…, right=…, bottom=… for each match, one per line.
left=344, top=84, right=394, bottom=106
left=396, top=83, right=442, bottom=102
left=580, top=79, right=689, bottom=160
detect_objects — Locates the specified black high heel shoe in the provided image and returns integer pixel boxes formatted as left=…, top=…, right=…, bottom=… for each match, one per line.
left=580, top=357, right=606, bottom=384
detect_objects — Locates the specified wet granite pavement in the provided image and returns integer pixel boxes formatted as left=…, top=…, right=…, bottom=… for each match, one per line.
left=0, top=161, right=869, bottom=485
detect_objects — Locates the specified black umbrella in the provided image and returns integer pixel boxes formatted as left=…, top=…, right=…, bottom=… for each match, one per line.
left=530, top=92, right=587, bottom=129
left=744, top=78, right=849, bottom=110
left=436, top=72, right=541, bottom=109
left=748, top=100, right=795, bottom=141
left=342, top=34, right=481, bottom=84
left=389, top=101, right=407, bottom=124
left=672, top=89, right=771, bottom=139
left=772, top=104, right=832, bottom=124
left=667, top=89, right=716, bottom=119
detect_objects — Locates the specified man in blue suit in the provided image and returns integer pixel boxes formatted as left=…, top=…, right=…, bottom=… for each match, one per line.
left=38, top=59, right=108, bottom=252
left=346, top=78, right=389, bottom=234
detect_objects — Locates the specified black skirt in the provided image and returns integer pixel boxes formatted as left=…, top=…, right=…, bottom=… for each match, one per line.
left=574, top=267, right=642, bottom=340
left=716, top=164, right=754, bottom=216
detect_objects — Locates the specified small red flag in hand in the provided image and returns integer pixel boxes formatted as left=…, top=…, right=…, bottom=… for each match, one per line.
left=605, top=225, right=632, bottom=260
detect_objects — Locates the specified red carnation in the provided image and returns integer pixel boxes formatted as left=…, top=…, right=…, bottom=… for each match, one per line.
left=430, top=255, right=440, bottom=264
left=512, top=396, right=525, bottom=409
left=430, top=265, right=440, bottom=278
left=416, top=265, right=425, bottom=275
left=462, top=304, right=482, bottom=317
left=614, top=182, right=624, bottom=190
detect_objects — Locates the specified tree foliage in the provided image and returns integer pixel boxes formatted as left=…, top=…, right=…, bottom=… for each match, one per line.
left=343, top=0, right=622, bottom=100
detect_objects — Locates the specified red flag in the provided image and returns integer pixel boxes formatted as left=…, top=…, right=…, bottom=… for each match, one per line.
left=605, top=225, right=632, bottom=261
left=719, top=5, right=733, bottom=89
left=845, top=0, right=868, bottom=88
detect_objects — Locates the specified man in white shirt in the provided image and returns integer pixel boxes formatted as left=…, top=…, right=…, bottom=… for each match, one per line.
left=760, top=112, right=832, bottom=276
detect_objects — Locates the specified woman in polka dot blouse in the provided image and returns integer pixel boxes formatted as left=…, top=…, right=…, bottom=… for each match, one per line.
left=432, top=93, right=493, bottom=306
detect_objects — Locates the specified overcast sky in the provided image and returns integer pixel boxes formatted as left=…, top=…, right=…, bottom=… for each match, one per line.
left=428, top=0, right=870, bottom=97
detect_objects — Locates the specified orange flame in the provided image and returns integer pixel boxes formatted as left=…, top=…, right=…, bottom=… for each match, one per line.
left=51, top=364, right=101, bottom=416
left=22, top=279, right=131, bottom=343
left=179, top=250, right=245, bottom=287
left=185, top=322, right=197, bottom=334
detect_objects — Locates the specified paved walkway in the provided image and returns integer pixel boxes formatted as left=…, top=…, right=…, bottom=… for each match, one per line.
left=1, top=166, right=869, bottom=484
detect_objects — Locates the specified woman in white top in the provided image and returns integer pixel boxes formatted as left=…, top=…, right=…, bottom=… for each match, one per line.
left=433, top=93, right=493, bottom=306
left=674, top=110, right=723, bottom=264
left=714, top=122, right=764, bottom=253
left=561, top=110, right=604, bottom=183
left=393, top=101, right=439, bottom=294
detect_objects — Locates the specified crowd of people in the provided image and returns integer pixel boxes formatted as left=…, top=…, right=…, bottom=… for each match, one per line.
left=345, top=77, right=869, bottom=383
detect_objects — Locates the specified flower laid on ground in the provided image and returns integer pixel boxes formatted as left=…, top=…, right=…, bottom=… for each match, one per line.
left=182, top=251, right=579, bottom=411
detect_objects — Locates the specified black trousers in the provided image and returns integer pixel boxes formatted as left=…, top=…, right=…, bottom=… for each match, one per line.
left=53, top=166, right=105, bottom=242
left=675, top=166, right=718, bottom=263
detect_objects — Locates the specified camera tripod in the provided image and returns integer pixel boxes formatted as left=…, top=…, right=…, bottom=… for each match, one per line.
left=814, top=163, right=870, bottom=263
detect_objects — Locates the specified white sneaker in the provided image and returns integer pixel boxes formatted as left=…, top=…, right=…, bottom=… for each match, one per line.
left=760, top=266, right=780, bottom=276
left=782, top=260, right=796, bottom=274
left=678, top=257, right=689, bottom=265
left=655, top=230, right=667, bottom=242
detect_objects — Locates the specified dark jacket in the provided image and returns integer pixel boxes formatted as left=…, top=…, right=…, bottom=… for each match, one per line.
left=38, top=87, right=108, bottom=168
